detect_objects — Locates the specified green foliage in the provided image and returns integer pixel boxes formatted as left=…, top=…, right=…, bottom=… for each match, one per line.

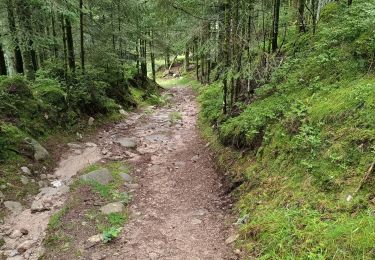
left=198, top=82, right=223, bottom=124
left=197, top=1, right=375, bottom=258
left=169, top=111, right=182, bottom=124
left=102, top=227, right=122, bottom=243
left=219, top=95, right=287, bottom=148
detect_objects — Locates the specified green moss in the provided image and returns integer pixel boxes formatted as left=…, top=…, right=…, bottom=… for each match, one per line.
left=195, top=1, right=375, bottom=258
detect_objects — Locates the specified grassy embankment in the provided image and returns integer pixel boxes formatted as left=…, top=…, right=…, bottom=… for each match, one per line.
left=193, top=2, right=375, bottom=259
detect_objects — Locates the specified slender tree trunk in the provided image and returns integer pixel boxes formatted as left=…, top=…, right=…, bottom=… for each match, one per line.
left=348, top=0, right=352, bottom=6
left=65, top=18, right=76, bottom=72
left=80, top=0, right=85, bottom=73
left=52, top=14, right=58, bottom=58
left=166, top=50, right=171, bottom=68
left=185, top=46, right=190, bottom=72
left=61, top=16, right=68, bottom=76
left=223, top=0, right=231, bottom=115
left=298, top=0, right=307, bottom=32
left=136, top=42, right=140, bottom=74
left=312, top=0, right=319, bottom=34
left=140, top=38, right=147, bottom=78
left=15, top=0, right=35, bottom=80
left=0, top=44, right=7, bottom=75
left=272, top=0, right=281, bottom=52
left=262, top=0, right=266, bottom=53
left=6, top=0, right=23, bottom=74
left=149, top=31, right=156, bottom=82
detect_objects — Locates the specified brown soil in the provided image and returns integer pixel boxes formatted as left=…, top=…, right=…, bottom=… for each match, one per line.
left=1, top=86, right=236, bottom=260
left=89, top=86, right=236, bottom=259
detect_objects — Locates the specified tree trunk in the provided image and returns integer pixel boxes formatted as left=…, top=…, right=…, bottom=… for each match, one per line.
left=149, top=31, right=156, bottom=82
left=136, top=43, right=140, bottom=74
left=80, top=0, right=85, bottom=73
left=272, top=0, right=281, bottom=52
left=195, top=41, right=199, bottom=80
left=312, top=0, right=319, bottom=34
left=65, top=18, right=76, bottom=72
left=140, top=38, right=147, bottom=78
left=15, top=0, right=35, bottom=80
left=223, top=0, right=231, bottom=115
left=0, top=44, right=7, bottom=75
left=61, top=16, right=68, bottom=76
left=52, top=14, right=58, bottom=58
left=185, top=46, right=190, bottom=72
left=298, top=0, right=307, bottom=32
left=6, top=0, right=23, bottom=74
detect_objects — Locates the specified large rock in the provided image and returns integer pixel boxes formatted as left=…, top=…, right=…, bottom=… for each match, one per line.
left=24, top=138, right=50, bottom=161
left=4, top=201, right=22, bottom=215
left=80, top=168, right=113, bottom=185
left=115, top=137, right=137, bottom=149
left=100, top=202, right=125, bottom=215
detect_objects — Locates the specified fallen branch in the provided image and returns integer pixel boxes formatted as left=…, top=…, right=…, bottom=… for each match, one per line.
left=353, top=162, right=375, bottom=195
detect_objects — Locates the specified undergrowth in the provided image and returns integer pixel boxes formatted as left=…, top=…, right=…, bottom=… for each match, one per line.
left=196, top=1, right=375, bottom=259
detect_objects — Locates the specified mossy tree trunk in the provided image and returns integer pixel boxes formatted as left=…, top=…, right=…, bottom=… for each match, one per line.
left=223, top=0, right=231, bottom=115
left=271, top=0, right=281, bottom=52
left=6, top=0, right=23, bottom=74
left=0, top=44, right=7, bottom=75
left=150, top=30, right=156, bottom=82
left=15, top=0, right=35, bottom=80
left=298, top=0, right=307, bottom=33
left=65, top=17, right=76, bottom=72
left=80, top=0, right=85, bottom=73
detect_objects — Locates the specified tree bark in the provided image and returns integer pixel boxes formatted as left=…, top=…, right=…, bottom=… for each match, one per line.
left=185, top=46, right=190, bottom=72
left=65, top=18, right=76, bottom=72
left=15, top=0, right=35, bottom=80
left=298, top=0, right=307, bottom=32
left=6, top=0, right=23, bottom=74
left=0, top=44, right=7, bottom=75
left=52, top=14, right=58, bottom=58
left=80, top=0, right=85, bottom=73
left=61, top=16, right=68, bottom=76
left=271, top=0, right=281, bottom=52
left=223, top=0, right=231, bottom=114
left=140, top=38, right=147, bottom=78
left=149, top=31, right=156, bottom=82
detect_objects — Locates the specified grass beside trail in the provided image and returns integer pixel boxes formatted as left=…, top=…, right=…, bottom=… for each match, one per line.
left=43, top=162, right=131, bottom=259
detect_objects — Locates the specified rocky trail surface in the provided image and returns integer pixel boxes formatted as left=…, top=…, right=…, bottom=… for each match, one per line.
left=0, top=86, right=236, bottom=260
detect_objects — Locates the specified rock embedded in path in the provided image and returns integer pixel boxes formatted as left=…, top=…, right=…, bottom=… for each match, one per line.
left=88, top=117, right=95, bottom=126
left=225, top=234, right=239, bottom=245
left=20, top=176, right=29, bottom=185
left=67, top=143, right=82, bottom=149
left=4, top=201, right=23, bottom=215
left=80, top=168, right=113, bottom=185
left=85, top=234, right=103, bottom=249
left=31, top=200, right=50, bottom=213
left=119, top=173, right=133, bottom=183
left=191, top=155, right=199, bottom=163
left=17, top=240, right=34, bottom=254
left=100, top=202, right=125, bottom=215
left=20, top=167, right=31, bottom=175
left=115, top=137, right=137, bottom=149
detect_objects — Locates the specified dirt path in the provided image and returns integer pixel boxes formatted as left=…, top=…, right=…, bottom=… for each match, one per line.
left=92, top=86, right=235, bottom=259
left=0, top=86, right=235, bottom=260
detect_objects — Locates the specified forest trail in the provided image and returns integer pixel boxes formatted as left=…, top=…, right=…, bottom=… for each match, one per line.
left=1, top=86, right=235, bottom=260
left=89, top=86, right=235, bottom=259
